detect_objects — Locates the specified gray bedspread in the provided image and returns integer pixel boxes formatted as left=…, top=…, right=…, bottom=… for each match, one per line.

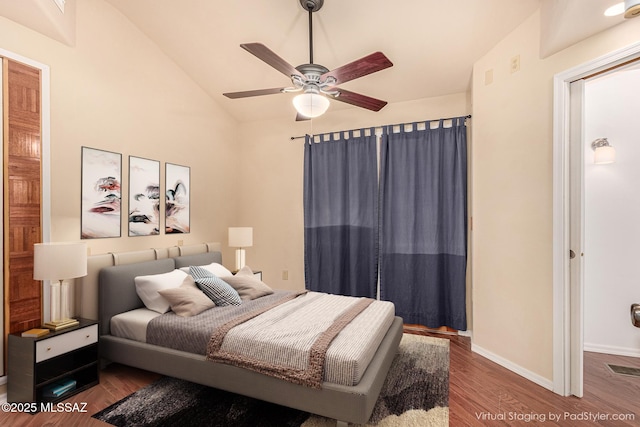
left=147, top=290, right=395, bottom=387
left=147, top=290, right=297, bottom=354
left=207, top=292, right=373, bottom=388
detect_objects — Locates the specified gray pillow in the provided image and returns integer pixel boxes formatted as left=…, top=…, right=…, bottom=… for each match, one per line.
left=189, top=265, right=241, bottom=306
left=221, top=266, right=274, bottom=300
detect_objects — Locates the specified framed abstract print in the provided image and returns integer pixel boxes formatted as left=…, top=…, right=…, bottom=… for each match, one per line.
left=165, top=163, right=190, bottom=234
left=129, top=156, right=160, bottom=236
left=81, top=147, right=122, bottom=239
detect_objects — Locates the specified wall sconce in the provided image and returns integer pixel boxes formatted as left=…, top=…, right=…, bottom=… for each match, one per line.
left=228, top=227, right=253, bottom=271
left=591, top=138, right=616, bottom=164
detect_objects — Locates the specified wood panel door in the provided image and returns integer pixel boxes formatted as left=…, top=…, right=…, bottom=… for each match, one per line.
left=3, top=59, right=42, bottom=334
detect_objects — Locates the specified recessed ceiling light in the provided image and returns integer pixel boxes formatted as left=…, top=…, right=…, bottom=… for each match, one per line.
left=625, top=0, right=640, bottom=18
left=604, top=2, right=625, bottom=16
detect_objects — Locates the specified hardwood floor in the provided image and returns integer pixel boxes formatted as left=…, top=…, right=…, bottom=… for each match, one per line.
left=432, top=331, right=640, bottom=426
left=0, top=364, right=156, bottom=426
left=2, top=331, right=638, bottom=426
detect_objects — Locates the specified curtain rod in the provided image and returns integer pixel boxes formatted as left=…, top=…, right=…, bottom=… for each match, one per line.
left=290, top=114, right=471, bottom=140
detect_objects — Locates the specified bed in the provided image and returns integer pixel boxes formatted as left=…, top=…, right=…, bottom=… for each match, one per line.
left=98, top=251, right=403, bottom=426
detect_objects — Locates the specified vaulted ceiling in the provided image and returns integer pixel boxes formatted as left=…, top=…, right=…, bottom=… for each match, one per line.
left=0, top=0, right=632, bottom=122
left=105, top=0, right=542, bottom=122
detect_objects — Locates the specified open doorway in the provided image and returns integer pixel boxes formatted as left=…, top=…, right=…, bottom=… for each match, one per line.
left=583, top=64, right=640, bottom=360
left=553, top=41, right=640, bottom=397
left=581, top=62, right=640, bottom=397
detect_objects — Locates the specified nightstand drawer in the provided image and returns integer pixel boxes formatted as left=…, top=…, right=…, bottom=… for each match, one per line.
left=36, top=324, right=98, bottom=363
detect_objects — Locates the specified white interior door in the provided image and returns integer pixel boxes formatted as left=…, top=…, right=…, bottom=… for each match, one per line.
left=569, top=79, right=585, bottom=398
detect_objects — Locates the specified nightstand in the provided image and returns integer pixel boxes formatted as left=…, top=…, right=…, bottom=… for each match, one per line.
left=8, top=318, right=99, bottom=405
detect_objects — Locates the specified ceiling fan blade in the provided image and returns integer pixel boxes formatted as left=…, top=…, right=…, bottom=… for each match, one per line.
left=331, top=89, right=388, bottom=112
left=223, top=88, right=286, bottom=99
left=321, top=52, right=393, bottom=85
left=240, top=43, right=304, bottom=78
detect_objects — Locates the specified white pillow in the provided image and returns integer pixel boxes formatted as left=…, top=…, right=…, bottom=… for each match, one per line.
left=180, top=262, right=232, bottom=278
left=134, top=269, right=188, bottom=313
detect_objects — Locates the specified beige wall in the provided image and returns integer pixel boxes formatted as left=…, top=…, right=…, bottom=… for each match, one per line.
left=1, top=0, right=470, bottom=297
left=472, top=11, right=640, bottom=384
left=0, top=0, right=241, bottom=267
left=236, top=93, right=470, bottom=291
left=9, top=0, right=639, bottom=391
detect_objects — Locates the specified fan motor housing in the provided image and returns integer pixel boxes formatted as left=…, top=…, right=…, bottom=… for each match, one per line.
left=300, top=0, right=323, bottom=12
left=296, top=63, right=329, bottom=81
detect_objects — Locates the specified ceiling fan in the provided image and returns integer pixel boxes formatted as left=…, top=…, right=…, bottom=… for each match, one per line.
left=223, top=0, right=393, bottom=120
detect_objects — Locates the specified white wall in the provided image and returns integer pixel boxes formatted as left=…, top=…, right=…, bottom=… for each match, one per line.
left=584, top=68, right=640, bottom=357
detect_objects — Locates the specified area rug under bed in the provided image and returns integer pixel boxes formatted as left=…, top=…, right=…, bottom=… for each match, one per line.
left=93, top=333, right=449, bottom=427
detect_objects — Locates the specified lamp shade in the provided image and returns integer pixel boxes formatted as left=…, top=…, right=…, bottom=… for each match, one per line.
left=594, top=146, right=616, bottom=164
left=293, top=92, right=330, bottom=118
left=34, top=242, right=88, bottom=281
left=228, top=227, right=253, bottom=248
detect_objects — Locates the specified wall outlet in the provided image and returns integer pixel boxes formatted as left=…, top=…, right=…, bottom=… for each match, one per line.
left=282, top=270, right=289, bottom=280
left=510, top=55, right=520, bottom=74
left=177, top=240, right=184, bottom=246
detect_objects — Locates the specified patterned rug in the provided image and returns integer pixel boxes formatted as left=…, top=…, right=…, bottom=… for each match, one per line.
left=93, top=334, right=449, bottom=427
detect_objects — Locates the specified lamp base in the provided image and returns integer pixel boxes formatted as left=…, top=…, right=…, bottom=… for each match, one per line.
left=44, top=318, right=79, bottom=331
left=235, top=248, right=246, bottom=271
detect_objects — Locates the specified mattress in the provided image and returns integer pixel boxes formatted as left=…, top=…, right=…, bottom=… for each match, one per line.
left=110, top=307, right=161, bottom=343
left=110, top=291, right=395, bottom=386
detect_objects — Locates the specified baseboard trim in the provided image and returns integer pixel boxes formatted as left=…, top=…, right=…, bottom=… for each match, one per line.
left=471, top=343, right=554, bottom=391
left=584, top=343, right=640, bottom=358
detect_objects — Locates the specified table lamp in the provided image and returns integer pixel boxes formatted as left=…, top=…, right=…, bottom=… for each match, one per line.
left=34, top=242, right=88, bottom=330
left=228, top=227, right=253, bottom=271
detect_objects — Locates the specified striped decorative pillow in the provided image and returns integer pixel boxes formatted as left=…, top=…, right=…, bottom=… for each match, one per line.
left=189, top=265, right=241, bottom=306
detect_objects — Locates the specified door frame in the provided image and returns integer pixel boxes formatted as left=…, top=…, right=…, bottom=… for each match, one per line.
left=552, top=40, right=640, bottom=396
left=0, top=48, right=51, bottom=377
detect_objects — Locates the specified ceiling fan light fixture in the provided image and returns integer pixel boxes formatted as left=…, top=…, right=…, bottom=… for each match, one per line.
left=293, top=92, right=330, bottom=118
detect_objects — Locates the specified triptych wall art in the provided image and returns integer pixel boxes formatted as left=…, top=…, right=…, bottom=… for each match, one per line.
left=128, top=156, right=160, bottom=237
left=81, top=147, right=190, bottom=239
left=165, top=163, right=191, bottom=234
left=81, top=147, right=122, bottom=239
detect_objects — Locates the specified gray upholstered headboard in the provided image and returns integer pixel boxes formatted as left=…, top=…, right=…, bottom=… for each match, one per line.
left=99, top=258, right=175, bottom=336
left=98, top=251, right=222, bottom=335
left=80, top=242, right=222, bottom=321
left=174, top=251, right=221, bottom=269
